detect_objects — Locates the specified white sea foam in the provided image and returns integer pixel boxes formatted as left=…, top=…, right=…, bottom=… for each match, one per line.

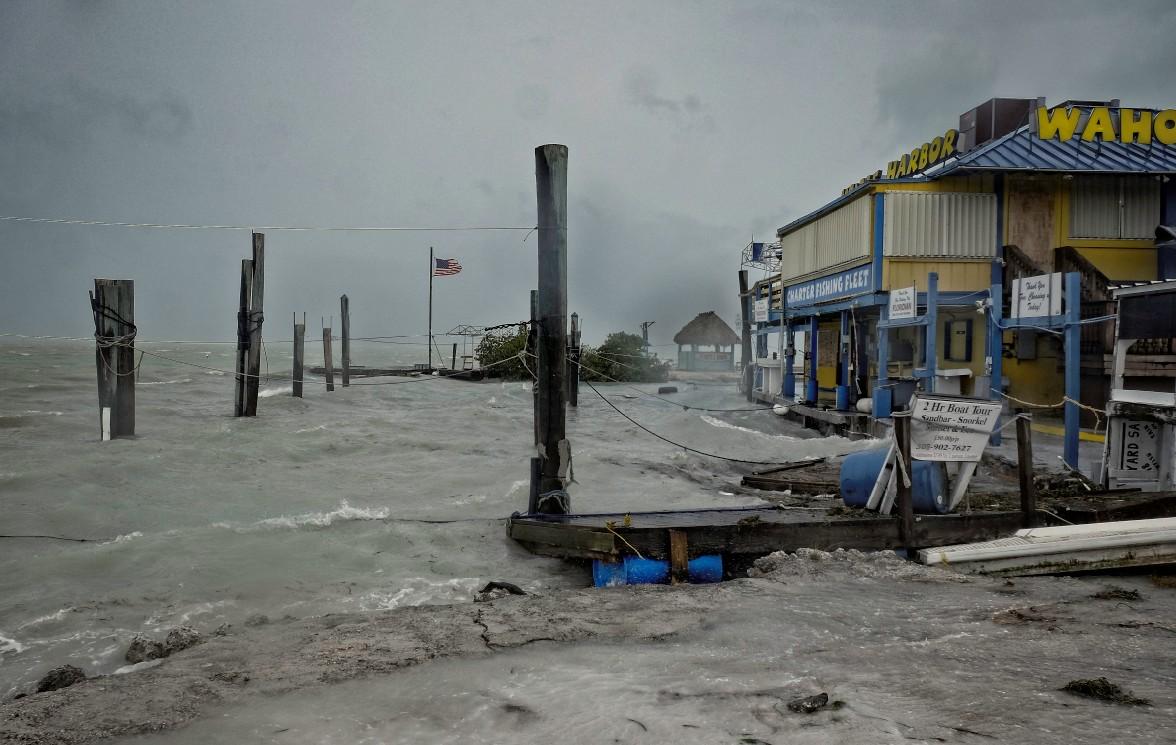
left=216, top=501, right=391, bottom=533
left=23, top=410, right=63, bottom=416
left=259, top=385, right=293, bottom=398
left=353, top=577, right=483, bottom=611
left=114, top=659, right=164, bottom=675
left=699, top=414, right=799, bottom=440
left=139, top=379, right=192, bottom=386
left=295, top=424, right=328, bottom=433
left=17, top=608, right=72, bottom=630
left=0, top=633, right=25, bottom=655
left=205, top=370, right=227, bottom=376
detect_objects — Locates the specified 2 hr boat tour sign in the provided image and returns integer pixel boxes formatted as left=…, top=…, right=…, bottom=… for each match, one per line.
left=785, top=264, right=874, bottom=308
left=910, top=394, right=1003, bottom=462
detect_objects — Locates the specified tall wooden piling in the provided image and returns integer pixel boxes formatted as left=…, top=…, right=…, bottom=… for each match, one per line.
left=90, top=279, right=136, bottom=439
left=738, top=270, right=752, bottom=402
left=234, top=259, right=253, bottom=417
left=243, top=233, right=265, bottom=416
left=895, top=415, right=916, bottom=554
left=1016, top=412, right=1037, bottom=528
left=323, top=326, right=335, bottom=392
left=534, top=144, right=570, bottom=511
left=567, top=312, right=580, bottom=407
left=451, top=342, right=457, bottom=371
left=292, top=313, right=305, bottom=398
left=340, top=294, right=351, bottom=387
left=529, top=288, right=539, bottom=446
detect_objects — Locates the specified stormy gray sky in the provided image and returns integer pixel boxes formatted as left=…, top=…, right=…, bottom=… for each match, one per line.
left=2, top=0, right=1173, bottom=347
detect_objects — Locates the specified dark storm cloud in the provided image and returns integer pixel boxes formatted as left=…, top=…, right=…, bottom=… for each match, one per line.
left=0, top=0, right=1171, bottom=343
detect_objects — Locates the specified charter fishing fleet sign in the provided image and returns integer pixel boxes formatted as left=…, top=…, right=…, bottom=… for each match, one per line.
left=909, top=394, right=1002, bottom=462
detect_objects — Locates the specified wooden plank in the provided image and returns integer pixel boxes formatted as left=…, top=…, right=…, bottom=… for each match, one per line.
left=896, top=414, right=915, bottom=553
left=1016, top=413, right=1037, bottom=528
left=509, top=511, right=1027, bottom=560
left=668, top=529, right=688, bottom=584
left=508, top=520, right=615, bottom=556
left=740, top=475, right=839, bottom=494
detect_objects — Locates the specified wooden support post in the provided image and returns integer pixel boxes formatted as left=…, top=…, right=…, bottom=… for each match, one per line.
left=234, top=259, right=253, bottom=417
left=668, top=529, right=689, bottom=585
left=340, top=294, right=351, bottom=387
left=895, top=414, right=916, bottom=555
left=90, top=279, right=135, bottom=439
left=323, top=326, right=335, bottom=392
left=567, top=312, right=580, bottom=407
left=530, top=288, right=540, bottom=447
left=451, top=342, right=457, bottom=371
left=292, top=313, right=305, bottom=398
left=1016, top=412, right=1037, bottom=528
left=244, top=233, right=265, bottom=416
left=535, top=144, right=570, bottom=511
left=527, top=456, right=542, bottom=514
left=739, top=270, right=752, bottom=401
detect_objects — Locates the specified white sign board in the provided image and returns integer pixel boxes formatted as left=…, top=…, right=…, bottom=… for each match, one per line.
left=753, top=298, right=769, bottom=323
left=1011, top=272, right=1062, bottom=319
left=1113, top=419, right=1161, bottom=474
left=909, top=394, right=1003, bottom=462
left=888, top=286, right=916, bottom=320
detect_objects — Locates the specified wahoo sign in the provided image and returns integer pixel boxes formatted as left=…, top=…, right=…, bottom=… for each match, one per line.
left=785, top=265, right=874, bottom=307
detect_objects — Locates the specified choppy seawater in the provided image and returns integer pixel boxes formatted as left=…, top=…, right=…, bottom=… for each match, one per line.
left=0, top=339, right=868, bottom=696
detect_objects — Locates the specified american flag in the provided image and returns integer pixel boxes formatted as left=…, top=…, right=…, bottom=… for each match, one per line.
left=433, top=257, right=462, bottom=276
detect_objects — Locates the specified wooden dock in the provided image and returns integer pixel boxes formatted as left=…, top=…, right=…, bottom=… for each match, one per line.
left=508, top=506, right=1027, bottom=562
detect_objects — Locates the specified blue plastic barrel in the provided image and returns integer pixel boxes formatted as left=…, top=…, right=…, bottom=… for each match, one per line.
left=840, top=446, right=948, bottom=514
left=592, top=554, right=723, bottom=587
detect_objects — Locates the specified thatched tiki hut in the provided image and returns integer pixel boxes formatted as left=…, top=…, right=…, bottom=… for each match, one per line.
left=673, top=311, right=740, bottom=371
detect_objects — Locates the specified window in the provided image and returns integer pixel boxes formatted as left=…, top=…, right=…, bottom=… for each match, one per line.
left=1070, top=176, right=1161, bottom=239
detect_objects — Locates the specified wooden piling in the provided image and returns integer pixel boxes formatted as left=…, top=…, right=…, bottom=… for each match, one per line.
left=340, top=294, right=351, bottom=387
left=668, top=529, right=688, bottom=585
left=527, top=456, right=542, bottom=514
left=244, top=233, right=265, bottom=416
left=293, top=313, right=305, bottom=398
left=895, top=415, right=916, bottom=554
left=1016, top=412, right=1037, bottom=528
left=738, top=270, right=752, bottom=402
left=451, top=342, right=457, bottom=371
left=567, top=312, right=580, bottom=407
left=234, top=259, right=253, bottom=417
left=323, top=326, right=335, bottom=392
left=90, top=279, right=135, bottom=439
left=530, top=288, right=539, bottom=447
left=535, top=144, right=569, bottom=510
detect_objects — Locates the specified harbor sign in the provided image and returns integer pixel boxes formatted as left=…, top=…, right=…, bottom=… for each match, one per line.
left=910, top=394, right=1003, bottom=462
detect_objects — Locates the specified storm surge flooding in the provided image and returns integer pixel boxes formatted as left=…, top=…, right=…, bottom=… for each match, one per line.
left=0, top=339, right=863, bottom=697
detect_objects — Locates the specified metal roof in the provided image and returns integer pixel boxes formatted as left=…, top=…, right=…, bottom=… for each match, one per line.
left=776, top=117, right=1176, bottom=238
left=942, top=125, right=1176, bottom=175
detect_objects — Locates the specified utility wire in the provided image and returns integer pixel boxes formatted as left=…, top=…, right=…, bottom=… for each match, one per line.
left=581, top=378, right=794, bottom=466
left=0, top=215, right=539, bottom=233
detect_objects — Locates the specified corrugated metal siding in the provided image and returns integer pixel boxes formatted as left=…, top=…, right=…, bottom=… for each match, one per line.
left=778, top=196, right=871, bottom=279
left=1070, top=176, right=1161, bottom=238
left=1123, top=176, right=1161, bottom=238
left=1070, top=176, right=1119, bottom=238
left=883, top=192, right=997, bottom=258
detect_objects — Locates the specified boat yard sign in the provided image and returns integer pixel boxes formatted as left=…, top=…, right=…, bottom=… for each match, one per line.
left=910, top=394, right=1003, bottom=462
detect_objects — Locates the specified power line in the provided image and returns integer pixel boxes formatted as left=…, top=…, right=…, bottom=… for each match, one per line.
left=0, top=215, right=539, bottom=233
left=581, top=378, right=793, bottom=466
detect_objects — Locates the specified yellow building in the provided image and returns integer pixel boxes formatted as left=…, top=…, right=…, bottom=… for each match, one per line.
left=744, top=97, right=1176, bottom=435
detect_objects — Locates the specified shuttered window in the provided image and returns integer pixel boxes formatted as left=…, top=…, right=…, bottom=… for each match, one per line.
left=1070, top=176, right=1160, bottom=239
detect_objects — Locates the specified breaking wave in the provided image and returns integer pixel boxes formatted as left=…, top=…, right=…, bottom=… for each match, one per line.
left=214, top=501, right=391, bottom=533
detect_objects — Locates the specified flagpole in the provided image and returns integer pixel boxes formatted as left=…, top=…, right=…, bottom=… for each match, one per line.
left=428, top=246, right=434, bottom=370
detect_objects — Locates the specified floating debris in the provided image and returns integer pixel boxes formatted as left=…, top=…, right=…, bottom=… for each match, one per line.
left=785, top=692, right=829, bottom=714
left=1090, top=587, right=1142, bottom=602
left=1061, top=677, right=1150, bottom=706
